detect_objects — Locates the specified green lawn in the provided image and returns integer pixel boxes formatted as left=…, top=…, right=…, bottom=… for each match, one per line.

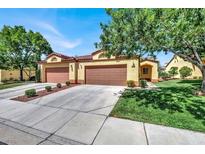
left=0, top=81, right=26, bottom=90
left=111, top=80, right=205, bottom=133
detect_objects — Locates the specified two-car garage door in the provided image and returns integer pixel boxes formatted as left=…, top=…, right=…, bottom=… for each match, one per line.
left=46, top=67, right=69, bottom=83
left=45, top=65, right=127, bottom=86
left=85, top=65, right=127, bottom=86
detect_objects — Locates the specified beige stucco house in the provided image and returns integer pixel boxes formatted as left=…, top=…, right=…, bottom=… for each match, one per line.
left=38, top=50, right=159, bottom=86
left=165, top=55, right=203, bottom=79
left=0, top=69, right=35, bottom=83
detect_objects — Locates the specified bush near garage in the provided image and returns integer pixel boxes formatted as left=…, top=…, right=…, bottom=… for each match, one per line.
left=66, top=81, right=70, bottom=86
left=56, top=83, right=62, bottom=88
left=25, top=89, right=36, bottom=97
left=45, top=86, right=52, bottom=92
left=127, top=80, right=135, bottom=87
left=140, top=80, right=148, bottom=88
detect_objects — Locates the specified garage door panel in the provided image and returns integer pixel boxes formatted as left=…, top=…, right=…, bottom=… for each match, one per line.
left=85, top=65, right=127, bottom=86
left=46, top=67, right=69, bottom=83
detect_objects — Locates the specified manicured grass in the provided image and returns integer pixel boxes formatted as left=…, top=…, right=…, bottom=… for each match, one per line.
left=111, top=80, right=205, bottom=133
left=0, top=81, right=25, bottom=90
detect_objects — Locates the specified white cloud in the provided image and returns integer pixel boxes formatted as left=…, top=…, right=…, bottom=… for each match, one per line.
left=33, top=21, right=81, bottom=51
left=36, top=21, right=62, bottom=37
left=44, top=34, right=81, bottom=51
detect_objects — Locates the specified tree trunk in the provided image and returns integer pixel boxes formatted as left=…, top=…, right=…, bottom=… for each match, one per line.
left=20, top=69, right=24, bottom=81
left=138, top=56, right=141, bottom=86
left=35, top=54, right=41, bottom=83
left=201, top=67, right=205, bottom=93
left=35, top=64, right=41, bottom=83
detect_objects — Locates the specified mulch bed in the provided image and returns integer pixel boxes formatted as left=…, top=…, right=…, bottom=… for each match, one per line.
left=11, top=84, right=78, bottom=102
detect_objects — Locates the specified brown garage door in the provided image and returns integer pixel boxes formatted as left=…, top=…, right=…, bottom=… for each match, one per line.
left=46, top=67, right=69, bottom=83
left=85, top=65, right=127, bottom=86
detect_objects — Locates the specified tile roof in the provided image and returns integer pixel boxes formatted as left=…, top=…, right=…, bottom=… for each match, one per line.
left=38, top=50, right=158, bottom=64
left=46, top=52, right=72, bottom=60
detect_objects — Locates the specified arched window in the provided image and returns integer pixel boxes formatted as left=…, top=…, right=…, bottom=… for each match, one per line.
left=51, top=57, right=57, bottom=62
left=98, top=53, right=106, bottom=59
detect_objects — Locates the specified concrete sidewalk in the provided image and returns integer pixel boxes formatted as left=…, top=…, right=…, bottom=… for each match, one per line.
left=1, top=116, right=205, bottom=145
left=93, top=117, right=205, bottom=145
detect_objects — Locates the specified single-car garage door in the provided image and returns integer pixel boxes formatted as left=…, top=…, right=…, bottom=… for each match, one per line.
left=85, top=64, right=127, bottom=86
left=46, top=67, right=69, bottom=83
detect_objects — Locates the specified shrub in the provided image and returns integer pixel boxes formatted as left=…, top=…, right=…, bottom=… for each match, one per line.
left=168, top=67, right=178, bottom=78
left=140, top=80, right=147, bottom=88
left=179, top=66, right=193, bottom=79
left=193, top=76, right=198, bottom=79
left=66, top=81, right=70, bottom=86
left=45, top=86, right=52, bottom=92
left=25, top=89, right=36, bottom=97
left=29, top=76, right=35, bottom=81
left=159, top=71, right=170, bottom=80
left=56, top=83, right=62, bottom=88
left=127, top=80, right=135, bottom=87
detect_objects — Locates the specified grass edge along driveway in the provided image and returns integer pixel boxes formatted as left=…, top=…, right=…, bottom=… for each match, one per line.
left=0, top=82, right=26, bottom=90
left=111, top=80, right=205, bottom=133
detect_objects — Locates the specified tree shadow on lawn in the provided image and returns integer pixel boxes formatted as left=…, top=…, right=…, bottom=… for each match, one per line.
left=186, top=99, right=205, bottom=125
left=123, top=86, right=198, bottom=113
left=178, top=80, right=202, bottom=87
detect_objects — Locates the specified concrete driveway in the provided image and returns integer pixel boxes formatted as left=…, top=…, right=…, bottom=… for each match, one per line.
left=0, top=84, right=125, bottom=144
left=0, top=84, right=205, bottom=145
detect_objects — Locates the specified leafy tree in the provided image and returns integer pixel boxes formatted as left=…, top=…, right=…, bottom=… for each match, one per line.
left=95, top=9, right=153, bottom=80
left=0, top=50, right=8, bottom=70
left=159, top=70, right=170, bottom=80
left=0, top=25, right=53, bottom=81
left=168, top=67, right=178, bottom=78
left=97, top=9, right=205, bottom=92
left=28, top=31, right=53, bottom=82
left=179, top=66, right=193, bottom=79
left=0, top=25, right=33, bottom=81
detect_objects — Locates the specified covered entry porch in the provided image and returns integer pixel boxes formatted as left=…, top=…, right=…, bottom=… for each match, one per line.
left=140, top=59, right=159, bottom=83
left=140, top=64, right=152, bottom=81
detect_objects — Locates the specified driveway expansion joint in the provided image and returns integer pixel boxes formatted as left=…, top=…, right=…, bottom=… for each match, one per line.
left=143, top=122, right=149, bottom=145
left=0, top=120, right=48, bottom=140
left=91, top=115, right=109, bottom=145
left=30, top=108, right=61, bottom=127
left=48, top=134, right=86, bottom=145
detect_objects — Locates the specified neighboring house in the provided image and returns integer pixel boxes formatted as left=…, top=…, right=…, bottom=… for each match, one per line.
left=0, top=69, right=35, bottom=83
left=38, top=50, right=159, bottom=86
left=165, top=55, right=204, bottom=79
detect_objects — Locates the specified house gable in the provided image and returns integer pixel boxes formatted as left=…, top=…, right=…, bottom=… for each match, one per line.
left=140, top=60, right=158, bottom=66
left=92, top=50, right=115, bottom=60
left=46, top=55, right=62, bottom=63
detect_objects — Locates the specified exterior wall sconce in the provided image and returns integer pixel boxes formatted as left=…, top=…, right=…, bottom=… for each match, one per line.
left=132, top=62, right=135, bottom=68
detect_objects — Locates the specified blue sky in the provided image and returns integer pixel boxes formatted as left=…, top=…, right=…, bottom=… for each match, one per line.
left=0, top=8, right=173, bottom=66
